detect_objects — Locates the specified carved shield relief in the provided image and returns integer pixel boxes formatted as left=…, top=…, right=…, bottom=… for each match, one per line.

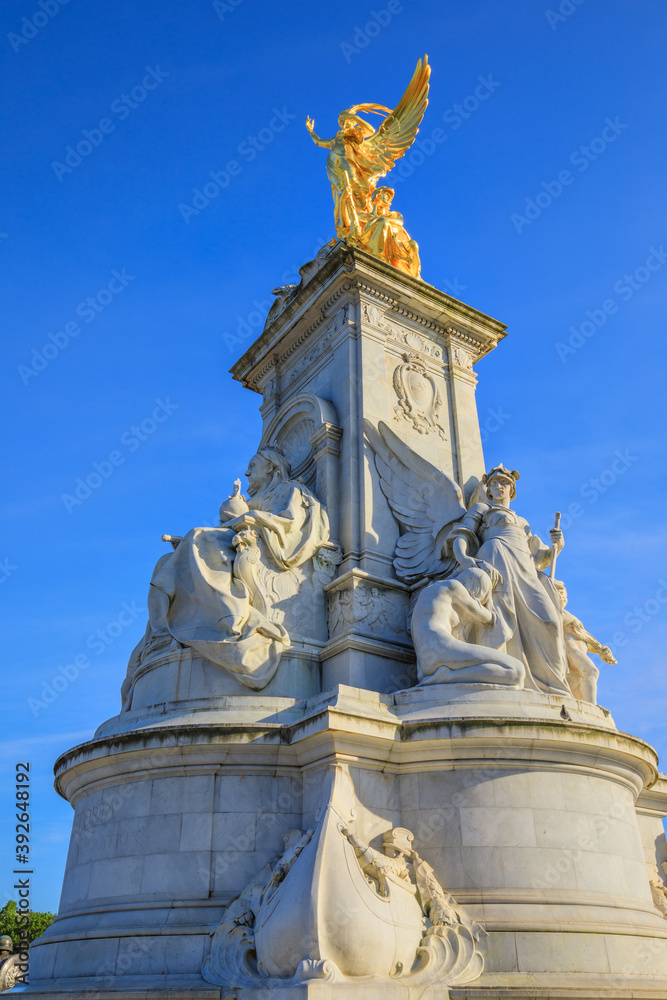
left=393, top=353, right=446, bottom=438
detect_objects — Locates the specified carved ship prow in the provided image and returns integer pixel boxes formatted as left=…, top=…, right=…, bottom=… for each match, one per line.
left=204, top=764, right=485, bottom=991
left=253, top=766, right=425, bottom=980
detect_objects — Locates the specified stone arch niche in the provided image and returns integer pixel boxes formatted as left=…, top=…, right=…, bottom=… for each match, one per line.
left=260, top=392, right=342, bottom=543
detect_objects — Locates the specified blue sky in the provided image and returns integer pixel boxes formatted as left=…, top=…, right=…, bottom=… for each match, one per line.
left=2, top=0, right=667, bottom=911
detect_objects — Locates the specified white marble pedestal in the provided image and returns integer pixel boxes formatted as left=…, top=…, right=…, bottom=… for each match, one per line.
left=23, top=244, right=667, bottom=998
left=25, top=685, right=667, bottom=999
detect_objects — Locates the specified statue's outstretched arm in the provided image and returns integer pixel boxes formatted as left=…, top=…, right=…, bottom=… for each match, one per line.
left=567, top=615, right=617, bottom=663
left=305, top=117, right=334, bottom=148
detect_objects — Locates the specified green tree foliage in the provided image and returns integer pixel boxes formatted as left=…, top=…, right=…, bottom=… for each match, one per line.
left=0, top=900, right=55, bottom=946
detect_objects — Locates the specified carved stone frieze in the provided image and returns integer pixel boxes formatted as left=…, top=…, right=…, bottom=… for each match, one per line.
left=362, top=301, right=443, bottom=361
left=288, top=330, right=333, bottom=386
left=334, top=301, right=350, bottom=330
left=328, top=581, right=407, bottom=640
left=451, top=344, right=473, bottom=370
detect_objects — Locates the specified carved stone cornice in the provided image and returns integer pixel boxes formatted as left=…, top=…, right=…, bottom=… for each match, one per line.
left=230, top=243, right=506, bottom=391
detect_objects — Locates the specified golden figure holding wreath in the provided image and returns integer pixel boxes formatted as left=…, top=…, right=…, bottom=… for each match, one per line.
left=306, top=55, right=430, bottom=277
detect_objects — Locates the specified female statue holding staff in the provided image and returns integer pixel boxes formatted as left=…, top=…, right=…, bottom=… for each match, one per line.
left=365, top=422, right=572, bottom=696
left=446, top=466, right=569, bottom=695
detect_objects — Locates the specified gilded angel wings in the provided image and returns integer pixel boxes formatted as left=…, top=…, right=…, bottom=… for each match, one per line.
left=364, top=420, right=468, bottom=584
left=349, top=55, right=431, bottom=179
left=307, top=56, right=431, bottom=276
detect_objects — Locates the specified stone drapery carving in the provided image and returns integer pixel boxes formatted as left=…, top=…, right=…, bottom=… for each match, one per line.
left=365, top=420, right=579, bottom=697
left=120, top=446, right=330, bottom=706
left=260, top=394, right=342, bottom=540
left=393, top=352, right=446, bottom=438
left=203, top=765, right=484, bottom=991
left=412, top=567, right=525, bottom=687
left=444, top=474, right=569, bottom=697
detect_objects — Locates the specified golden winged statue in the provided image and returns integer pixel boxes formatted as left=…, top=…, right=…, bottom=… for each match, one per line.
left=306, top=55, right=430, bottom=278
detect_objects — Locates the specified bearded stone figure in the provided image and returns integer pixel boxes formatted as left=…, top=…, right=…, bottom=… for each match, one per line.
left=121, top=446, right=329, bottom=705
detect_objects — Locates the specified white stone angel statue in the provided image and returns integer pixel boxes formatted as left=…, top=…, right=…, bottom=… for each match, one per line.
left=365, top=421, right=571, bottom=696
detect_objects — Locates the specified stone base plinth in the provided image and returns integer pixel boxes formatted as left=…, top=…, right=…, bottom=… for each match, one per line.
left=19, top=983, right=218, bottom=999
left=19, top=978, right=667, bottom=1000
left=25, top=686, right=667, bottom=998
left=451, top=973, right=667, bottom=998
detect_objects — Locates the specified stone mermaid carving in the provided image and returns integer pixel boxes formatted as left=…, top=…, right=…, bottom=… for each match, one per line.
left=121, top=446, right=329, bottom=706
left=365, top=420, right=571, bottom=695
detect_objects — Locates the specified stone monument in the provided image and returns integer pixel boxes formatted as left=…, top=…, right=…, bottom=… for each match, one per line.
left=0, top=935, right=23, bottom=993
left=26, top=56, right=667, bottom=999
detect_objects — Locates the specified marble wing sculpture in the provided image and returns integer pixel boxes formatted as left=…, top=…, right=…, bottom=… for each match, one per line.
left=364, top=419, right=466, bottom=584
